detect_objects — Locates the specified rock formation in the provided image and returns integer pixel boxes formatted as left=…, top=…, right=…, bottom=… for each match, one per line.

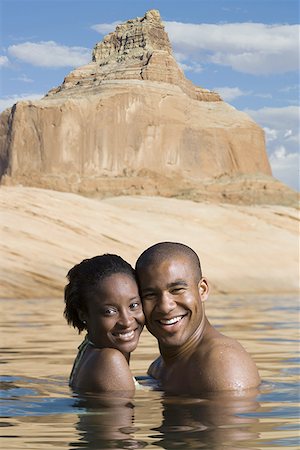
left=1, top=186, right=299, bottom=298
left=48, top=9, right=220, bottom=102
left=0, top=9, right=292, bottom=204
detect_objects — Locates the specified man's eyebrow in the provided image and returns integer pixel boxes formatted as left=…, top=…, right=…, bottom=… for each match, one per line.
left=141, top=280, right=188, bottom=294
left=167, top=280, right=188, bottom=288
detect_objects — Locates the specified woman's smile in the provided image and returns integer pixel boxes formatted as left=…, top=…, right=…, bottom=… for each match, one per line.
left=86, top=273, right=145, bottom=355
left=112, top=329, right=136, bottom=341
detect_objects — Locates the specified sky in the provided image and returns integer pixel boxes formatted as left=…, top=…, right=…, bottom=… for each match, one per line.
left=0, top=0, right=299, bottom=191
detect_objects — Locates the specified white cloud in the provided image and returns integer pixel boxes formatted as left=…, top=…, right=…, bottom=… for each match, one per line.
left=0, top=93, right=43, bottom=112
left=255, top=93, right=272, bottom=99
left=173, top=51, right=203, bottom=72
left=263, top=126, right=278, bottom=142
left=245, top=106, right=300, bottom=191
left=178, top=62, right=203, bottom=73
left=0, top=55, right=9, bottom=67
left=279, top=84, right=299, bottom=93
left=12, top=74, right=34, bottom=83
left=284, top=129, right=293, bottom=138
left=164, top=21, right=299, bottom=75
left=91, top=21, right=120, bottom=35
left=8, top=41, right=91, bottom=68
left=244, top=106, right=299, bottom=132
left=269, top=146, right=299, bottom=191
left=284, top=132, right=300, bottom=144
left=212, top=86, right=250, bottom=101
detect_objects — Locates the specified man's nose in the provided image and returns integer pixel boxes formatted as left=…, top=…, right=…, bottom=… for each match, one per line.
left=155, top=292, right=176, bottom=314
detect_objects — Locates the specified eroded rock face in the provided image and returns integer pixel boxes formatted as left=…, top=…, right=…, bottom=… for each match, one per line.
left=48, top=9, right=220, bottom=102
left=0, top=9, right=274, bottom=199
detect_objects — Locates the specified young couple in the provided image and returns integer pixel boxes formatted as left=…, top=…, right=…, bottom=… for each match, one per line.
left=64, top=242, right=260, bottom=395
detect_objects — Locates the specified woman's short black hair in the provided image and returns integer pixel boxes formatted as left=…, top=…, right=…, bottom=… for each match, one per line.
left=64, top=254, right=135, bottom=333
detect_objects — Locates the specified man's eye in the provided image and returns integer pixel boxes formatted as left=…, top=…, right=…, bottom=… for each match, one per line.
left=142, top=293, right=156, bottom=300
left=171, top=288, right=185, bottom=294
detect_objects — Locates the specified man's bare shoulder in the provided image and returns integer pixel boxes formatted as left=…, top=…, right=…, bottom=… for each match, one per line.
left=193, top=333, right=261, bottom=391
left=75, top=348, right=135, bottom=393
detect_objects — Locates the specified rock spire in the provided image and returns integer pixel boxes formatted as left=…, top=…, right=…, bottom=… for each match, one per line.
left=47, top=9, right=221, bottom=101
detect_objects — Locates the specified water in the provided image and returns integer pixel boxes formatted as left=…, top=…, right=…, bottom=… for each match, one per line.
left=0, top=295, right=299, bottom=449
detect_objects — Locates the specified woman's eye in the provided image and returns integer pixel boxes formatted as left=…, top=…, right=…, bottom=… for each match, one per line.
left=103, top=308, right=116, bottom=316
left=130, top=302, right=140, bottom=310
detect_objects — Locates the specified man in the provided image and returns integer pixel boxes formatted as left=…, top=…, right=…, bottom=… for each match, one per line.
left=135, top=242, right=260, bottom=394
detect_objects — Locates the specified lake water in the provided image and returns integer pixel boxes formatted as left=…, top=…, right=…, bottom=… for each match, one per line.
left=0, top=294, right=299, bottom=449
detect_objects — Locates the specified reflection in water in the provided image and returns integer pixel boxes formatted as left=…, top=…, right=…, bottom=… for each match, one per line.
left=0, top=295, right=299, bottom=449
left=69, top=389, right=262, bottom=450
left=152, top=390, right=261, bottom=450
left=72, top=395, right=147, bottom=449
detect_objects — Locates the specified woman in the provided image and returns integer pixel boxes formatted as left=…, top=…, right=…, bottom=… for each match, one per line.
left=64, top=254, right=145, bottom=393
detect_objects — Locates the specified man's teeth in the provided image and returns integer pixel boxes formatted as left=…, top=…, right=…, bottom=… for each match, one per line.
left=159, top=316, right=183, bottom=325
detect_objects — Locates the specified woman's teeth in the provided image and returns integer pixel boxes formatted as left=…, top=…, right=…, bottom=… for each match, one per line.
left=114, top=330, right=135, bottom=340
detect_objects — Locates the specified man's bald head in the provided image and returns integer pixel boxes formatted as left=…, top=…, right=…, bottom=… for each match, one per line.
left=135, top=242, right=202, bottom=282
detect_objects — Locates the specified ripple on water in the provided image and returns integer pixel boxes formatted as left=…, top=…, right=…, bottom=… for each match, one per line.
left=0, top=295, right=299, bottom=449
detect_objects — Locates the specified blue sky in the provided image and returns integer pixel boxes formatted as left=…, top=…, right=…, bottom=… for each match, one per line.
left=1, top=0, right=299, bottom=190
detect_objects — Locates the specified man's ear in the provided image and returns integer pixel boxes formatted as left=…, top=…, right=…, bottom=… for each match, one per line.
left=198, top=277, right=209, bottom=302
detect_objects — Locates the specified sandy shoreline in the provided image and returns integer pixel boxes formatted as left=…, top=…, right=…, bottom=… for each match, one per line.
left=0, top=186, right=299, bottom=298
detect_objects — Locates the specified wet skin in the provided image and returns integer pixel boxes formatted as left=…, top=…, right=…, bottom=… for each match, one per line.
left=72, top=273, right=145, bottom=393
left=138, top=255, right=261, bottom=394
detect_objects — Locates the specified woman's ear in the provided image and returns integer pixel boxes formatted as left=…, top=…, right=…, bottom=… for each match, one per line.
left=198, top=277, right=209, bottom=302
left=78, top=309, right=87, bottom=324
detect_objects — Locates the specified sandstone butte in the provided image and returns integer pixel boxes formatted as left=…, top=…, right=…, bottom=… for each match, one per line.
left=0, top=9, right=297, bottom=205
left=0, top=10, right=298, bottom=299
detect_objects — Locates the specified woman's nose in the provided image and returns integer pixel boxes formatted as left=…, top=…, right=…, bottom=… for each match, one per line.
left=118, top=310, right=134, bottom=327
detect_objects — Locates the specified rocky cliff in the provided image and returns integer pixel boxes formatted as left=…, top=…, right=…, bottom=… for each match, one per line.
left=0, top=9, right=284, bottom=203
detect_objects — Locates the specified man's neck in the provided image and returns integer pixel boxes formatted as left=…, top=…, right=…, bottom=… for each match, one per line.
left=159, top=311, right=209, bottom=365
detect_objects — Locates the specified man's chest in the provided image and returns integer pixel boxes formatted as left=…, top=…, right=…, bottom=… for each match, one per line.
left=160, top=359, right=207, bottom=394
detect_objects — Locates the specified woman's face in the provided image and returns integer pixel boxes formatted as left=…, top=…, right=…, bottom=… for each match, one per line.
left=83, top=273, right=145, bottom=356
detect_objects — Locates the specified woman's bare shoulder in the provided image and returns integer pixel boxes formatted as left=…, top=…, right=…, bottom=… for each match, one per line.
left=75, top=348, right=135, bottom=393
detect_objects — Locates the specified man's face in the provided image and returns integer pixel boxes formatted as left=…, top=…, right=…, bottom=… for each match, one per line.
left=138, top=255, right=208, bottom=348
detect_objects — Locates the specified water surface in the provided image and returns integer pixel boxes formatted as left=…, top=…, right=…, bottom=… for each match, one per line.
left=1, top=295, right=299, bottom=449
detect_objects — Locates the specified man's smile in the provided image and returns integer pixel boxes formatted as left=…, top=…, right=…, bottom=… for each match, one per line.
left=158, top=315, right=184, bottom=325
left=155, top=314, right=188, bottom=329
